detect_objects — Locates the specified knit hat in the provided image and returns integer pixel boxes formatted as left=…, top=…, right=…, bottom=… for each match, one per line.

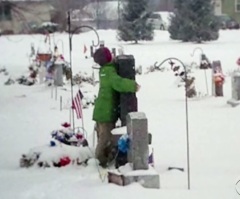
left=93, top=47, right=112, bottom=66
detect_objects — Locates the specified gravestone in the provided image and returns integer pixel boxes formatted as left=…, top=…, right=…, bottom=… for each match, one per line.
left=99, top=40, right=105, bottom=48
left=90, top=46, right=94, bottom=57
left=54, top=63, right=63, bottom=86
left=112, top=48, right=116, bottom=58
left=127, top=112, right=149, bottom=170
left=115, top=55, right=138, bottom=126
left=108, top=112, right=160, bottom=189
left=212, top=61, right=224, bottom=97
left=227, top=71, right=240, bottom=107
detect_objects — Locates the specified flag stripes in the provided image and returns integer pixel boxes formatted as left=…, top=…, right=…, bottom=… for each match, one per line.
left=72, top=89, right=83, bottom=119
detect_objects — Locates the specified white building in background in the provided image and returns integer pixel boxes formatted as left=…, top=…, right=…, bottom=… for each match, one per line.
left=213, top=0, right=222, bottom=15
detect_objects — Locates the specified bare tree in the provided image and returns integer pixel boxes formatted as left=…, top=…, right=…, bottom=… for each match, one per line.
left=49, top=0, right=72, bottom=30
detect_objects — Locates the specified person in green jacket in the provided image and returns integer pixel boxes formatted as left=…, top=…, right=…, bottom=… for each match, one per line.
left=93, top=47, right=140, bottom=167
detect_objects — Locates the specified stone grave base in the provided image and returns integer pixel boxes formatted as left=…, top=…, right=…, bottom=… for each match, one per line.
left=227, top=99, right=240, bottom=107
left=108, top=163, right=160, bottom=189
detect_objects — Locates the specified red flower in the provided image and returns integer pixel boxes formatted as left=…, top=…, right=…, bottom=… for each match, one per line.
left=60, top=156, right=71, bottom=167
left=61, top=122, right=71, bottom=128
left=76, top=134, right=83, bottom=140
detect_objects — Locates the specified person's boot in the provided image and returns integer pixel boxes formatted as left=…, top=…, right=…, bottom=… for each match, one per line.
left=98, top=154, right=108, bottom=168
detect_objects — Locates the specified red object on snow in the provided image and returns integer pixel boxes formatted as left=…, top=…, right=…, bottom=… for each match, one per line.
left=214, top=73, right=225, bottom=86
left=30, top=71, right=37, bottom=79
left=237, top=58, right=240, bottom=66
left=61, top=122, right=71, bottom=128
left=60, top=54, right=65, bottom=61
left=76, top=133, right=83, bottom=140
left=60, top=156, right=71, bottom=167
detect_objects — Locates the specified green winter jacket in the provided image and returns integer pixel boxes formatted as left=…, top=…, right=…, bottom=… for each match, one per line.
left=93, top=63, right=137, bottom=123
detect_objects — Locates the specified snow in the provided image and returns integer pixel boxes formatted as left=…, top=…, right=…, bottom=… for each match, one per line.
left=40, top=22, right=59, bottom=27
left=1, top=29, right=240, bottom=199
left=118, top=163, right=158, bottom=176
left=26, top=143, right=94, bottom=165
left=111, top=126, right=126, bottom=135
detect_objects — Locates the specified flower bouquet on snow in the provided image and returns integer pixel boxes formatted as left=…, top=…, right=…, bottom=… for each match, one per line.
left=51, top=122, right=89, bottom=147
left=20, top=122, right=94, bottom=168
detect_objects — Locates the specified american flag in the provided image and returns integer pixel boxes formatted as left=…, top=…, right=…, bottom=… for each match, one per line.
left=72, top=89, right=84, bottom=119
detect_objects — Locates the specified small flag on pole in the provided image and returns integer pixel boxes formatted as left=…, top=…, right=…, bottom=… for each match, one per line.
left=72, top=89, right=84, bottom=119
left=83, top=44, right=87, bottom=54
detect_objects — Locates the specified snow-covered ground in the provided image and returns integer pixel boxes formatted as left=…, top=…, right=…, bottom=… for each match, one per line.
left=1, top=30, right=240, bottom=199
